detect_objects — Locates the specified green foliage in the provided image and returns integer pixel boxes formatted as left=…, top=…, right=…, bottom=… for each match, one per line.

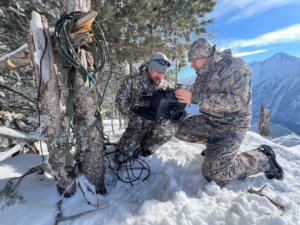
left=0, top=0, right=59, bottom=126
left=93, top=0, right=216, bottom=66
left=1, top=0, right=215, bottom=75
left=0, top=182, right=25, bottom=210
left=91, top=0, right=216, bottom=112
left=0, top=0, right=216, bottom=120
left=0, top=0, right=59, bottom=54
left=0, top=0, right=10, bottom=7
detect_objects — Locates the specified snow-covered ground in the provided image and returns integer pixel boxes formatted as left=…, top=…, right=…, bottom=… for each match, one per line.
left=273, top=134, right=300, bottom=148
left=1, top=126, right=300, bottom=225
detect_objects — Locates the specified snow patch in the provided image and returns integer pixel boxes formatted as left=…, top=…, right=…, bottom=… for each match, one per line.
left=1, top=129, right=300, bottom=225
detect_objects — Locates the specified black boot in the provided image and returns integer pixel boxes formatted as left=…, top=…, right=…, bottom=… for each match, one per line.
left=257, top=145, right=284, bottom=180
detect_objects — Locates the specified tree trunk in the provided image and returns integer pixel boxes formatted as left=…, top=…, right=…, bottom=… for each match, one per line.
left=28, top=12, right=75, bottom=196
left=60, top=0, right=106, bottom=194
left=3, top=0, right=106, bottom=196
left=60, top=0, right=91, bottom=13
left=259, top=103, right=272, bottom=138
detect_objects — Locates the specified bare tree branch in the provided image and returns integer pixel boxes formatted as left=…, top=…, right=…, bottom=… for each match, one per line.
left=247, top=186, right=285, bottom=211
left=0, top=44, right=31, bottom=71
left=0, top=126, right=42, bottom=141
left=0, top=141, right=27, bottom=161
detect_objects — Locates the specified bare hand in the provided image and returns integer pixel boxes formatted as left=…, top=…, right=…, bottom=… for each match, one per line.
left=175, top=89, right=192, bottom=104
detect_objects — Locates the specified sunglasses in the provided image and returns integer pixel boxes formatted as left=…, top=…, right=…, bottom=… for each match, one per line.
left=151, top=59, right=171, bottom=67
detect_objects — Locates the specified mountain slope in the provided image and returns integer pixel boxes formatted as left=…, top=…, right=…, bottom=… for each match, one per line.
left=251, top=53, right=300, bottom=134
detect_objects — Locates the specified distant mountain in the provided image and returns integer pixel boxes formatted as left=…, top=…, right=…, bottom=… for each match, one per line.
left=250, top=53, right=300, bottom=135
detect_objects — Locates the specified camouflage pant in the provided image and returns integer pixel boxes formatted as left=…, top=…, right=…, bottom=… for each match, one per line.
left=116, top=117, right=178, bottom=162
left=176, top=115, right=270, bottom=185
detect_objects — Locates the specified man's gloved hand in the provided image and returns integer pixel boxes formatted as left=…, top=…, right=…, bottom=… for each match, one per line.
left=175, top=89, right=192, bottom=104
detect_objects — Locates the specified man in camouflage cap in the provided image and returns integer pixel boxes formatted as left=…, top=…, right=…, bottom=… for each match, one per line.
left=174, top=38, right=284, bottom=185
left=115, top=52, right=178, bottom=163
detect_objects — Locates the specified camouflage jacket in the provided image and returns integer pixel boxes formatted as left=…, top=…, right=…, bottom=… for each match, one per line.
left=115, top=69, right=169, bottom=120
left=191, top=49, right=252, bottom=127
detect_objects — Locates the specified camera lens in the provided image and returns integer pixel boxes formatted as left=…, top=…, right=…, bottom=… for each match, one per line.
left=169, top=109, right=186, bottom=123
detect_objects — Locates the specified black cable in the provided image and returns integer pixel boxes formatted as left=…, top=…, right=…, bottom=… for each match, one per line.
left=54, top=12, right=150, bottom=184
left=55, top=12, right=98, bottom=83
left=104, top=144, right=151, bottom=184
left=55, top=12, right=113, bottom=109
left=93, top=21, right=114, bottom=108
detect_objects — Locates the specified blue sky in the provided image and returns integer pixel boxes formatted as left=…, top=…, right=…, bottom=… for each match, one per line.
left=179, top=0, right=300, bottom=80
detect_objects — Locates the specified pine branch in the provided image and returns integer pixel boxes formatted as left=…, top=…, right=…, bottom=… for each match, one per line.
left=0, top=182, right=25, bottom=211
left=0, top=162, right=47, bottom=210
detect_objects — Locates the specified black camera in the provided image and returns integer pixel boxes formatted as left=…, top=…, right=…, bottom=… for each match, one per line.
left=133, top=88, right=187, bottom=123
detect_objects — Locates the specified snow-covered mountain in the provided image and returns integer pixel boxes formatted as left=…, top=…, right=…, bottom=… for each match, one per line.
left=250, top=53, right=300, bottom=135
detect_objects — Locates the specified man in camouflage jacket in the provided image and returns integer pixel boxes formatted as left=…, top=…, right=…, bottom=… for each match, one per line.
left=175, top=38, right=284, bottom=185
left=115, top=52, right=178, bottom=163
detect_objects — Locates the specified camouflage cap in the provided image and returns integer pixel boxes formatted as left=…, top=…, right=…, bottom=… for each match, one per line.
left=188, top=38, right=214, bottom=62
